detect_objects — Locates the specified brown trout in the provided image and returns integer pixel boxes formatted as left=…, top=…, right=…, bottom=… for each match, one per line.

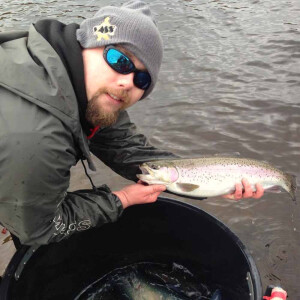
left=137, top=157, right=296, bottom=200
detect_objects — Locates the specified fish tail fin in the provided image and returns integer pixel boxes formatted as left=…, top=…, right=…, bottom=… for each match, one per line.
left=286, top=173, right=297, bottom=201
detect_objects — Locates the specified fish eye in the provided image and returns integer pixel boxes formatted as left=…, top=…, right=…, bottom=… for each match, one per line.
left=150, top=164, right=160, bottom=170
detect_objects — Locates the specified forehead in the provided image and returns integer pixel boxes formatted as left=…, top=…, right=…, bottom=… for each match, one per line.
left=114, top=45, right=147, bottom=71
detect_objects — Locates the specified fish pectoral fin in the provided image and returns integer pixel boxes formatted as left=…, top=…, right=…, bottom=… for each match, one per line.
left=176, top=183, right=199, bottom=192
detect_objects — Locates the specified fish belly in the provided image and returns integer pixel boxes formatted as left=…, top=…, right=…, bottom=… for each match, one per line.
left=167, top=180, right=236, bottom=198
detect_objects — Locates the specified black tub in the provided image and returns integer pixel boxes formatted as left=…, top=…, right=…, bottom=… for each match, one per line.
left=0, top=197, right=262, bottom=299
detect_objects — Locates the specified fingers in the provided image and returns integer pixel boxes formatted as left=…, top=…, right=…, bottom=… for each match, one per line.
left=241, top=178, right=253, bottom=198
left=241, top=179, right=264, bottom=199
left=151, top=184, right=167, bottom=193
left=223, top=179, right=264, bottom=200
left=114, top=183, right=167, bottom=208
left=144, top=184, right=166, bottom=204
left=252, top=183, right=264, bottom=199
left=222, top=183, right=243, bottom=200
left=233, top=182, right=243, bottom=200
left=136, top=182, right=166, bottom=203
left=138, top=182, right=166, bottom=193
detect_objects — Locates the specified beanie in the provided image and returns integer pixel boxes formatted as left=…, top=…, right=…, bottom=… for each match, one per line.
left=76, top=0, right=163, bottom=99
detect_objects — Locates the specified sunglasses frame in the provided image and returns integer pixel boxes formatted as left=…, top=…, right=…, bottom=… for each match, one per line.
left=103, top=46, right=151, bottom=90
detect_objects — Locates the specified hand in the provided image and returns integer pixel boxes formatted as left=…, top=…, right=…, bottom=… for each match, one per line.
left=112, top=181, right=166, bottom=209
left=222, top=178, right=264, bottom=200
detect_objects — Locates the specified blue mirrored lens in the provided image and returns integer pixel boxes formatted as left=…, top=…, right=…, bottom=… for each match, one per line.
left=106, top=48, right=134, bottom=74
left=105, top=47, right=151, bottom=90
left=134, top=71, right=151, bottom=90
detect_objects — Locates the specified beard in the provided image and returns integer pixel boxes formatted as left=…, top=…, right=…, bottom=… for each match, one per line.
left=85, top=88, right=129, bottom=127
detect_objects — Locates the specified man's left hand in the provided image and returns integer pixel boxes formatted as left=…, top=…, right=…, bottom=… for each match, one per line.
left=222, top=178, right=264, bottom=200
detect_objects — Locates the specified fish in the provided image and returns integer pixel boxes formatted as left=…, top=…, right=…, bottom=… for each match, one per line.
left=210, top=289, right=222, bottom=300
left=76, top=261, right=221, bottom=300
left=127, top=284, right=221, bottom=300
left=124, top=269, right=221, bottom=300
left=136, top=157, right=297, bottom=200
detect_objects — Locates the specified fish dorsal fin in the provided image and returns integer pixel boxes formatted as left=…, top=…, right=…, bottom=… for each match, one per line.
left=176, top=183, right=199, bottom=192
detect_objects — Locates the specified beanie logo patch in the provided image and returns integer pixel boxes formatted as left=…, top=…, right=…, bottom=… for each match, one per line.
left=93, top=17, right=117, bottom=41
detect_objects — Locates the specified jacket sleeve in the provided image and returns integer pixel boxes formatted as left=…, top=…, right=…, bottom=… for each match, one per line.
left=50, top=185, right=123, bottom=243
left=0, top=92, right=123, bottom=245
left=89, top=110, right=179, bottom=181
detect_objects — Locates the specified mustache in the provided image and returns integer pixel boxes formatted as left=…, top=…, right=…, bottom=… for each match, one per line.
left=92, top=88, right=130, bottom=106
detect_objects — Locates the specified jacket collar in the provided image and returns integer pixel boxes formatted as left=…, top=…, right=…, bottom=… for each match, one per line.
left=34, top=19, right=93, bottom=136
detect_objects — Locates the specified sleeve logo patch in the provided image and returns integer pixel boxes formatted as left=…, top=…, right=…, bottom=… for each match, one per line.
left=93, top=17, right=117, bottom=41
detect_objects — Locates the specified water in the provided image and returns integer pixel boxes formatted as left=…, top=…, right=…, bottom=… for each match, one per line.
left=1, top=0, right=299, bottom=298
left=75, top=262, right=219, bottom=300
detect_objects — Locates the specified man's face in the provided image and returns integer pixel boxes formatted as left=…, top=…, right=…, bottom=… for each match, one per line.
left=82, top=45, right=146, bottom=127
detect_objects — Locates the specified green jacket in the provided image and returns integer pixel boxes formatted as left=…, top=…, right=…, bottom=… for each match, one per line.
left=0, top=25, right=175, bottom=245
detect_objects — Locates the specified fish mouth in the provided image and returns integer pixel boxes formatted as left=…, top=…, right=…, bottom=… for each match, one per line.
left=140, top=166, right=152, bottom=175
left=137, top=164, right=166, bottom=185
left=137, top=165, right=154, bottom=182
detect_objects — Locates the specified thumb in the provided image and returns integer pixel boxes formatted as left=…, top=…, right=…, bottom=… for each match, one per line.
left=151, top=185, right=167, bottom=193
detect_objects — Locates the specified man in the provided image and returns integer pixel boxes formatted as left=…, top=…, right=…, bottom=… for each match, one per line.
left=0, top=1, right=263, bottom=246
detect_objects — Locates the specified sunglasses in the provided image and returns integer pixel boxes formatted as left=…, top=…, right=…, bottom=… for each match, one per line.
left=103, top=46, right=151, bottom=90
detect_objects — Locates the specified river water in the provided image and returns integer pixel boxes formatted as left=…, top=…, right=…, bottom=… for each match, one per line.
left=1, top=0, right=299, bottom=298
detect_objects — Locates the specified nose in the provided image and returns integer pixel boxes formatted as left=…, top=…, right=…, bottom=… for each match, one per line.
left=116, top=72, right=135, bottom=89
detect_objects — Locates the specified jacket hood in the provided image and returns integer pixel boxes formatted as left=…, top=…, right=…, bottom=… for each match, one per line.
left=0, top=25, right=95, bottom=170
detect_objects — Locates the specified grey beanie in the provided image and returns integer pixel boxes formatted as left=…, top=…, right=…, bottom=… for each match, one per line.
left=76, top=0, right=163, bottom=99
